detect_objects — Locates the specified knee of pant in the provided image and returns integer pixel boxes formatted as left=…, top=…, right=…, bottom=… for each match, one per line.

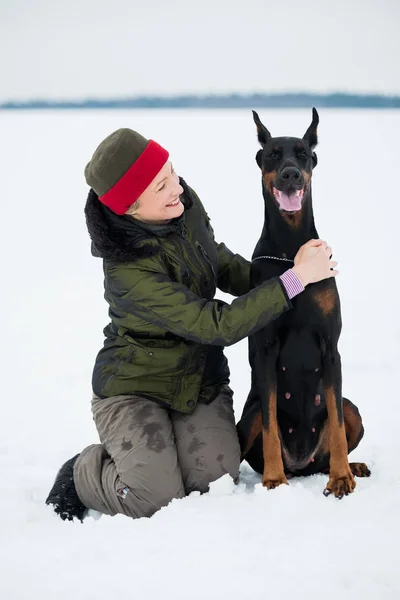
left=219, top=448, right=241, bottom=480
left=184, top=445, right=240, bottom=493
left=121, top=458, right=185, bottom=513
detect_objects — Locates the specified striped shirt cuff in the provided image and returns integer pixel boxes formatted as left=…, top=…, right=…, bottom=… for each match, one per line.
left=279, top=269, right=305, bottom=299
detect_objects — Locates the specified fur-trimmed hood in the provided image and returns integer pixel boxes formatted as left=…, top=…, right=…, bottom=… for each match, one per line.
left=84, top=177, right=194, bottom=261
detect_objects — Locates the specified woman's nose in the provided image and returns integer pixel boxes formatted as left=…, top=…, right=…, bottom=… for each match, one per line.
left=176, top=182, right=184, bottom=196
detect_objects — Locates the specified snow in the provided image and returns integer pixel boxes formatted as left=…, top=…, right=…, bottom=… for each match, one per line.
left=1, top=108, right=399, bottom=599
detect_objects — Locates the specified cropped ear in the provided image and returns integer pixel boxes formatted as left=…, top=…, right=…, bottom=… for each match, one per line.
left=303, top=107, right=319, bottom=150
left=252, top=110, right=271, bottom=147
left=255, top=149, right=263, bottom=168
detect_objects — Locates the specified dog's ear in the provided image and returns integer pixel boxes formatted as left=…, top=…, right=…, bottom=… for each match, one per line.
left=303, top=107, right=319, bottom=150
left=312, top=152, right=318, bottom=169
left=255, top=149, right=263, bottom=168
left=252, top=110, right=271, bottom=147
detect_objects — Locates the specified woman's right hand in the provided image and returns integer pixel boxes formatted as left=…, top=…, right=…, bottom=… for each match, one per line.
left=292, top=239, right=338, bottom=286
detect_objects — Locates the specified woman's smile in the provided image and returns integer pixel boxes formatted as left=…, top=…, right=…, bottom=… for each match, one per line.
left=166, top=198, right=181, bottom=207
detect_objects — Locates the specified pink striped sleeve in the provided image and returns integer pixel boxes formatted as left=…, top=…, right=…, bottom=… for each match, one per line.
left=279, top=269, right=305, bottom=299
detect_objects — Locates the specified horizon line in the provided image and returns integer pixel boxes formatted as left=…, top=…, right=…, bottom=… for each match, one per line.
left=2, top=91, right=400, bottom=110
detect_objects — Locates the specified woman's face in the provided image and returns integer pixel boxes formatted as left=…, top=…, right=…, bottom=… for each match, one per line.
left=127, top=160, right=184, bottom=223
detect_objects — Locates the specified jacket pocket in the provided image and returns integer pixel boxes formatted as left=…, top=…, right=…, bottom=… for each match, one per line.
left=116, top=337, right=191, bottom=379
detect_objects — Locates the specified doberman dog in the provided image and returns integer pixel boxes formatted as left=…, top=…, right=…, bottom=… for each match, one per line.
left=236, top=109, right=370, bottom=499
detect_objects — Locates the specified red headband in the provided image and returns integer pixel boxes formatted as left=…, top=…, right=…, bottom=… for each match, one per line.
left=99, top=140, right=169, bottom=215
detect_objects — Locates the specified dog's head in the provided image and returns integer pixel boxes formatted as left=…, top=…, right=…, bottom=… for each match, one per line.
left=253, top=108, right=319, bottom=215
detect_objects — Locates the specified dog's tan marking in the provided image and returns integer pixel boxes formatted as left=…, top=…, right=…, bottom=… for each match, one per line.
left=324, top=386, right=356, bottom=497
left=261, top=390, right=288, bottom=489
left=349, top=463, right=371, bottom=477
left=319, top=426, right=370, bottom=478
left=319, top=399, right=365, bottom=454
left=343, top=400, right=363, bottom=450
left=242, top=411, right=262, bottom=456
left=281, top=211, right=303, bottom=229
left=313, top=288, right=336, bottom=316
left=301, top=169, right=312, bottom=190
left=262, top=170, right=277, bottom=195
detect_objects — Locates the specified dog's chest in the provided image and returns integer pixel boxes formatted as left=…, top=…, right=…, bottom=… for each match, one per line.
left=253, top=261, right=339, bottom=329
left=287, top=280, right=340, bottom=331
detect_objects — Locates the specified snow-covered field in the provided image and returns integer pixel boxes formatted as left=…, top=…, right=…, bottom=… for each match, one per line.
left=1, top=108, right=399, bottom=599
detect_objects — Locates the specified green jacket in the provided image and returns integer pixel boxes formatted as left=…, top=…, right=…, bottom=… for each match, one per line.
left=84, top=179, right=292, bottom=413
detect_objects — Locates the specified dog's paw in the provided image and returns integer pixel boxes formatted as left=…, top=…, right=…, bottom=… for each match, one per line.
left=262, top=473, right=289, bottom=490
left=349, top=462, right=371, bottom=478
left=323, top=470, right=356, bottom=499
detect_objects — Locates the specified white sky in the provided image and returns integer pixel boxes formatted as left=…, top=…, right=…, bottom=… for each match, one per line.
left=1, top=0, right=399, bottom=101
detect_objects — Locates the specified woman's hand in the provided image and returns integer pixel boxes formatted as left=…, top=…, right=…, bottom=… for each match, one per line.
left=292, top=239, right=338, bottom=287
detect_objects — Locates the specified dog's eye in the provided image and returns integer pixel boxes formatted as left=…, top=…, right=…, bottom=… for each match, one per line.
left=267, top=151, right=280, bottom=159
left=297, top=150, right=309, bottom=159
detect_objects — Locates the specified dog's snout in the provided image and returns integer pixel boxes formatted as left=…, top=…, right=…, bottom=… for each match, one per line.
left=281, top=167, right=302, bottom=183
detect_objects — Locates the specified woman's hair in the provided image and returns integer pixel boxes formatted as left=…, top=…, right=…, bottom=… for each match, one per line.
left=125, top=199, right=141, bottom=217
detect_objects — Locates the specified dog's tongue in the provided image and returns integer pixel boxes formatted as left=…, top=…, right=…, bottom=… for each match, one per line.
left=274, top=189, right=304, bottom=211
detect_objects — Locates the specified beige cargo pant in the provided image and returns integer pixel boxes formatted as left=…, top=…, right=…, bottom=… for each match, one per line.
left=74, top=386, right=240, bottom=518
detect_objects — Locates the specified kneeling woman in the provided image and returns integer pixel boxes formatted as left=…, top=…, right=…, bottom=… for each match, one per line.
left=46, top=127, right=334, bottom=521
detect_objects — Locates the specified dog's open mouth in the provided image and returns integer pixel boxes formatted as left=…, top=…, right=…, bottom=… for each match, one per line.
left=273, top=187, right=304, bottom=213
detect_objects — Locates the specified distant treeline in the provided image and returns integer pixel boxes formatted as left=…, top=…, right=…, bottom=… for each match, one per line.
left=1, top=92, right=400, bottom=110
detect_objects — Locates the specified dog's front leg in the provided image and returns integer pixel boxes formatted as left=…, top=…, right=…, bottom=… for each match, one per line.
left=322, top=343, right=356, bottom=498
left=256, top=335, right=288, bottom=490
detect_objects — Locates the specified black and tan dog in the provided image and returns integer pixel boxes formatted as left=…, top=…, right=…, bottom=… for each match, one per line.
left=237, top=109, right=370, bottom=498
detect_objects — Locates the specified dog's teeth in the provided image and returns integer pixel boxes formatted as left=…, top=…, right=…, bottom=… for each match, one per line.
left=315, top=394, right=321, bottom=406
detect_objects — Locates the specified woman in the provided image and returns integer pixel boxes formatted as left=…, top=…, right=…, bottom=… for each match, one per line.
left=46, top=127, right=337, bottom=522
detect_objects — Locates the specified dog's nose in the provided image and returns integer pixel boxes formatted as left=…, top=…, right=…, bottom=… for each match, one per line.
left=280, top=167, right=302, bottom=184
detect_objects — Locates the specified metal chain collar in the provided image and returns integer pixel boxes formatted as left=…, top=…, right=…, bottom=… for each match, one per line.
left=252, top=255, right=294, bottom=264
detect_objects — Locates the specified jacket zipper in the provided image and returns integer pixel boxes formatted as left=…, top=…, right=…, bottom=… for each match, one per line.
left=197, top=243, right=217, bottom=281
left=175, top=225, right=216, bottom=292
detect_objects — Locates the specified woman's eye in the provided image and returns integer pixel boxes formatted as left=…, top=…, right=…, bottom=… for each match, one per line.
left=158, top=184, right=166, bottom=191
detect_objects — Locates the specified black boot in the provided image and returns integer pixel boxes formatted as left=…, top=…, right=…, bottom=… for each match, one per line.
left=46, top=454, right=87, bottom=522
